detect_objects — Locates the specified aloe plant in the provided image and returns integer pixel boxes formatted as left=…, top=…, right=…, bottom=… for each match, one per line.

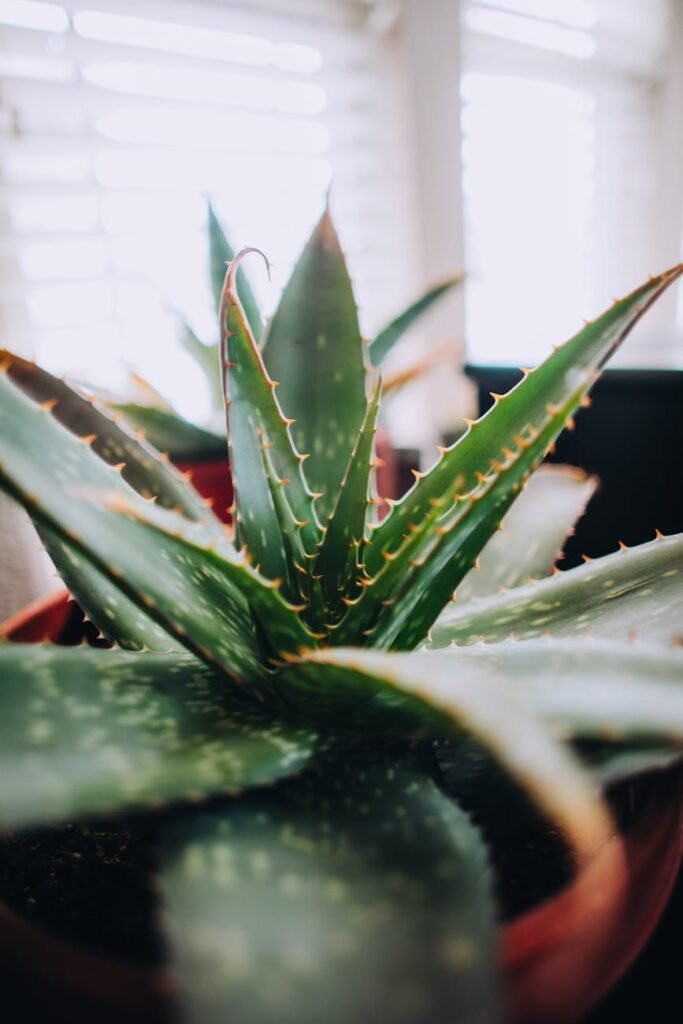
left=1, top=211, right=683, bottom=1023
left=115, top=203, right=462, bottom=459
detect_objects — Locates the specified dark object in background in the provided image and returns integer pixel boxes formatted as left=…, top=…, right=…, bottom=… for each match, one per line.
left=469, top=363, right=683, bottom=1023
left=394, top=447, right=422, bottom=498
left=467, top=366, right=683, bottom=565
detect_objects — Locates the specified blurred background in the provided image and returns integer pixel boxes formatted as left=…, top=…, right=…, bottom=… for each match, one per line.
left=3, top=1, right=682, bottom=417
left=1, top=0, right=683, bottom=612
left=1, top=5, right=683, bottom=1013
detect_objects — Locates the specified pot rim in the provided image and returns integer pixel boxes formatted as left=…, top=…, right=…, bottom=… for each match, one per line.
left=0, top=588, right=71, bottom=639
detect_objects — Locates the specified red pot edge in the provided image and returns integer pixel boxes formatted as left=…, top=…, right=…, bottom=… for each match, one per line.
left=173, top=457, right=229, bottom=476
left=0, top=898, right=171, bottom=1016
left=502, top=770, right=683, bottom=1022
left=1, top=593, right=682, bottom=1023
left=0, top=591, right=174, bottom=1019
left=173, top=457, right=234, bottom=524
left=0, top=589, right=71, bottom=643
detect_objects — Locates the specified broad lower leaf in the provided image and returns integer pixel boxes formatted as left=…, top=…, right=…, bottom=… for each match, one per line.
left=159, top=756, right=498, bottom=1024
left=40, top=524, right=180, bottom=651
left=421, top=639, right=683, bottom=745
left=1, top=351, right=210, bottom=518
left=208, top=201, right=262, bottom=339
left=456, top=465, right=596, bottom=602
left=277, top=648, right=610, bottom=863
left=0, top=645, right=319, bottom=828
left=260, top=210, right=367, bottom=519
left=0, top=353, right=213, bottom=650
left=333, top=267, right=683, bottom=650
left=368, top=275, right=464, bottom=366
left=221, top=252, right=322, bottom=578
left=315, top=379, right=381, bottom=617
left=112, top=403, right=226, bottom=460
left=577, top=743, right=683, bottom=787
left=0, top=372, right=299, bottom=679
left=428, top=532, right=683, bottom=648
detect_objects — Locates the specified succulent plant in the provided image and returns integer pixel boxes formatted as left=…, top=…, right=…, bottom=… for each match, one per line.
left=1, top=211, right=683, bottom=1024
left=115, top=203, right=461, bottom=460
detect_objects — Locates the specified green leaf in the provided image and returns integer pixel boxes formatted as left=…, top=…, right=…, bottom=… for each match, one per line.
left=258, top=439, right=310, bottom=606
left=578, top=743, right=683, bottom=787
left=365, top=267, right=683, bottom=574
left=179, top=321, right=224, bottom=412
left=221, top=251, right=322, bottom=578
left=258, top=441, right=327, bottom=629
left=0, top=645, right=319, bottom=828
left=1, top=351, right=210, bottom=518
left=277, top=647, right=610, bottom=863
left=432, top=736, right=571, bottom=919
left=315, top=379, right=381, bottom=617
left=100, top=495, right=318, bottom=662
left=421, top=638, right=683, bottom=745
left=428, top=532, right=683, bottom=649
left=261, top=210, right=368, bottom=519
left=159, top=756, right=498, bottom=1024
left=208, top=202, right=262, bottom=339
left=456, top=465, right=596, bottom=602
left=0, top=371, right=298, bottom=679
left=333, top=267, right=683, bottom=650
left=0, top=353, right=209, bottom=650
left=368, top=275, right=464, bottom=366
left=39, top=523, right=180, bottom=651
left=112, top=403, right=226, bottom=461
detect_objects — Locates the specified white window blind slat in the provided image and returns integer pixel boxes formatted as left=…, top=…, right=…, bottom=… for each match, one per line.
left=462, top=0, right=678, bottom=368
left=1, top=0, right=411, bottom=422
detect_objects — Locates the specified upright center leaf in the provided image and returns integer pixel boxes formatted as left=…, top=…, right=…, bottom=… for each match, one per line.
left=262, top=210, right=368, bottom=520
left=220, top=251, right=322, bottom=603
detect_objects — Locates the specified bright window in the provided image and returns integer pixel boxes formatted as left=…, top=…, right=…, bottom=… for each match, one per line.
left=461, top=0, right=679, bottom=367
left=0, top=0, right=416, bottom=420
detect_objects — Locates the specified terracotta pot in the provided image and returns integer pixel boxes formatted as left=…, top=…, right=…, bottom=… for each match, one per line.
left=375, top=429, right=399, bottom=511
left=2, top=592, right=682, bottom=1023
left=0, top=589, right=73, bottom=644
left=503, top=770, right=683, bottom=1023
left=174, top=457, right=234, bottom=524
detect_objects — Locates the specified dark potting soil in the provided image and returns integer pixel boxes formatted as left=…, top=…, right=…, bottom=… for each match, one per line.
left=431, top=736, right=572, bottom=919
left=431, top=737, right=667, bottom=922
left=0, top=759, right=570, bottom=967
left=0, top=745, right=671, bottom=970
left=0, top=822, right=164, bottom=966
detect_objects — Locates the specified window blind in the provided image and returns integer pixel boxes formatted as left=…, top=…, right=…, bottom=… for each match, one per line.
left=461, top=0, right=678, bottom=367
left=0, top=0, right=411, bottom=420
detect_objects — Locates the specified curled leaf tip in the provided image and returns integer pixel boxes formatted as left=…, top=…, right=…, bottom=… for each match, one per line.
left=228, top=246, right=271, bottom=286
